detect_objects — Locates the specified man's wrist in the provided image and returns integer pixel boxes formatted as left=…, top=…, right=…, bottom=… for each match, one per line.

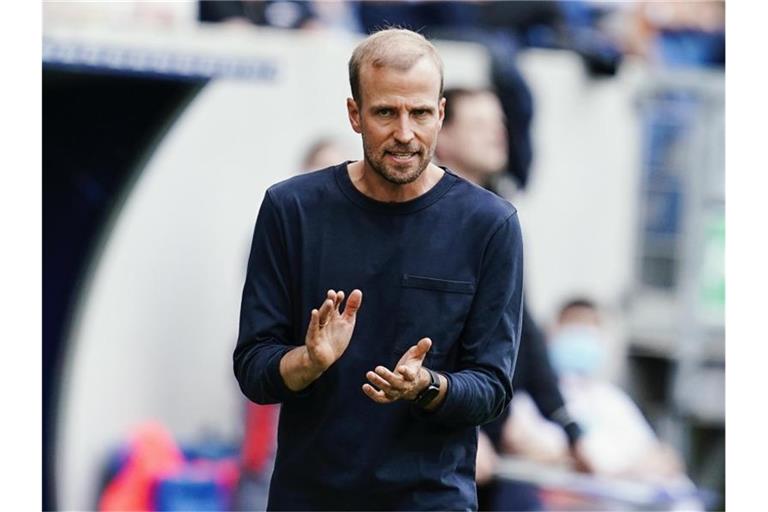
left=416, top=367, right=430, bottom=394
left=563, top=422, right=583, bottom=447
left=404, top=367, right=431, bottom=401
left=300, top=346, right=326, bottom=380
left=413, top=368, right=441, bottom=407
left=280, top=346, right=325, bottom=392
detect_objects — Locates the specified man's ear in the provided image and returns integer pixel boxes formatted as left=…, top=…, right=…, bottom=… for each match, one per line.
left=347, top=97, right=362, bottom=134
left=438, top=96, right=446, bottom=127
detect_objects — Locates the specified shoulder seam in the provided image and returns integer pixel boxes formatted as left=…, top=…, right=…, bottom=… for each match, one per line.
left=476, top=210, right=520, bottom=277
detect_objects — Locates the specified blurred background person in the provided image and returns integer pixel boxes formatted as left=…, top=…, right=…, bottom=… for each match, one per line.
left=198, top=0, right=361, bottom=33
left=435, top=88, right=509, bottom=189
left=299, top=136, right=355, bottom=173
left=436, top=86, right=595, bottom=511
left=198, top=0, right=317, bottom=31
left=611, top=1, right=725, bottom=68
left=503, top=298, right=686, bottom=482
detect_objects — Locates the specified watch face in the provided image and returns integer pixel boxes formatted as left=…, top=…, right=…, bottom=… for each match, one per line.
left=418, top=386, right=439, bottom=407
left=415, top=369, right=440, bottom=407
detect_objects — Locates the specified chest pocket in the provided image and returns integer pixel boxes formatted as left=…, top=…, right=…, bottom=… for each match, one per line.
left=394, top=274, right=476, bottom=370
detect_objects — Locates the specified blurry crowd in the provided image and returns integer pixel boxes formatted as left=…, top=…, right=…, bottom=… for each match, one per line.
left=197, top=1, right=724, bottom=69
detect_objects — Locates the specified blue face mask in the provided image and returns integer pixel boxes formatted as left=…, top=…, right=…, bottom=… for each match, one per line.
left=548, top=325, right=605, bottom=377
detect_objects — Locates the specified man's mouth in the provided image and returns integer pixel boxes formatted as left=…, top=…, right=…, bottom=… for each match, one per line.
left=385, top=150, right=419, bottom=162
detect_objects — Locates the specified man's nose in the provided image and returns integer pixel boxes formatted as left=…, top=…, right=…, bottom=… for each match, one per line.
left=393, top=114, right=415, bottom=144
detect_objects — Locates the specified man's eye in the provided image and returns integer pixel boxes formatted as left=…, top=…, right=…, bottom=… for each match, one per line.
left=413, top=110, right=430, bottom=118
left=377, top=109, right=393, bottom=117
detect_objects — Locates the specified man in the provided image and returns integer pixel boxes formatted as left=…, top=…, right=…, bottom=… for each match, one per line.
left=435, top=88, right=510, bottom=190
left=234, top=29, right=524, bottom=510
left=436, top=88, right=593, bottom=510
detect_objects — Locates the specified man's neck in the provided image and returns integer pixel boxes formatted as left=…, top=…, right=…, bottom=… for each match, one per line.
left=347, top=160, right=444, bottom=203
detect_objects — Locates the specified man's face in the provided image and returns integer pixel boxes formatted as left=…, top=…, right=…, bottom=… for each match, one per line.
left=439, top=92, right=508, bottom=178
left=347, top=57, right=445, bottom=185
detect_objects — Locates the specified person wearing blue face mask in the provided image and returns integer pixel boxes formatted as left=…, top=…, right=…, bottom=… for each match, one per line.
left=502, top=298, right=687, bottom=483
left=547, top=299, right=607, bottom=378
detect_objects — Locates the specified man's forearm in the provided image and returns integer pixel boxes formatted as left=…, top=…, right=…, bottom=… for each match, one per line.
left=279, top=345, right=325, bottom=391
left=417, top=368, right=511, bottom=427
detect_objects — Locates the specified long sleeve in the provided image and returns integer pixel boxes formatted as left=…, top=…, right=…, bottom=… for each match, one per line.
left=233, top=191, right=304, bottom=404
left=415, top=212, right=524, bottom=427
left=514, top=306, right=583, bottom=444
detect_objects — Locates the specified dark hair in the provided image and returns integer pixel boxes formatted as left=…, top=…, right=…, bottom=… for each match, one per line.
left=442, top=87, right=500, bottom=126
left=557, top=297, right=598, bottom=321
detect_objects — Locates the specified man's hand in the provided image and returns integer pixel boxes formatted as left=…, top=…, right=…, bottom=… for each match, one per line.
left=362, top=337, right=432, bottom=403
left=476, top=430, right=499, bottom=486
left=569, top=439, right=596, bottom=473
left=305, top=289, right=363, bottom=372
left=279, top=288, right=362, bottom=392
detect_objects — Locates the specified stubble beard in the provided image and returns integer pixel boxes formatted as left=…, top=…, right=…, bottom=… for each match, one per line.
left=362, top=136, right=432, bottom=186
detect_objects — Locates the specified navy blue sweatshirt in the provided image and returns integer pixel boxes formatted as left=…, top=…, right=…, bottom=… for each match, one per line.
left=234, top=163, right=524, bottom=511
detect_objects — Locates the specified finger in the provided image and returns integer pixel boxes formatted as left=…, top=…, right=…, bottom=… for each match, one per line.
left=342, top=289, right=363, bottom=320
left=318, top=298, right=334, bottom=326
left=307, top=308, right=320, bottom=338
left=412, top=337, right=432, bottom=359
left=375, top=366, right=403, bottom=387
left=366, top=371, right=393, bottom=392
left=334, top=290, right=345, bottom=312
left=325, top=290, right=337, bottom=316
left=362, top=383, right=392, bottom=404
left=397, top=365, right=416, bottom=381
left=318, top=291, right=334, bottom=311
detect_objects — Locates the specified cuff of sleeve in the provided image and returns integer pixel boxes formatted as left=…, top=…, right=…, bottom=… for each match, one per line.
left=264, top=346, right=317, bottom=402
left=563, top=422, right=583, bottom=446
left=549, top=406, right=583, bottom=446
left=410, top=371, right=457, bottom=422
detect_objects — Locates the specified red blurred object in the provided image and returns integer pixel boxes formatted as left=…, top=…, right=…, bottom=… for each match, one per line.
left=99, top=422, right=185, bottom=511
left=241, top=403, right=279, bottom=473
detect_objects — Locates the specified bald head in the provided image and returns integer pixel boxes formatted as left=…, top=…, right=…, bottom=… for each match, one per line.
left=348, top=28, right=444, bottom=106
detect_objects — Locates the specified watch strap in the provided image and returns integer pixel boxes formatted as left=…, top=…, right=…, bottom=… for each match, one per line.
left=414, top=368, right=440, bottom=407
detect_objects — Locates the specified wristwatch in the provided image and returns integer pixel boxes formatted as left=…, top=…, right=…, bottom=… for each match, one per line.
left=414, top=368, right=441, bottom=408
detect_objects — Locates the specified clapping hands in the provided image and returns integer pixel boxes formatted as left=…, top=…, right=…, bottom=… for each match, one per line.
left=305, top=289, right=363, bottom=372
left=362, top=337, right=432, bottom=403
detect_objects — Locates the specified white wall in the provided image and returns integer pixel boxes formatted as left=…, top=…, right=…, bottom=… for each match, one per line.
left=514, top=50, right=644, bottom=326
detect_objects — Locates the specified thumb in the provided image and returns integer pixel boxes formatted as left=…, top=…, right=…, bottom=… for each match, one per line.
left=342, top=289, right=363, bottom=320
left=412, top=337, right=432, bottom=359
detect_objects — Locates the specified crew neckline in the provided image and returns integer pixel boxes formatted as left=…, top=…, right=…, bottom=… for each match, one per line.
left=334, top=160, right=458, bottom=215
